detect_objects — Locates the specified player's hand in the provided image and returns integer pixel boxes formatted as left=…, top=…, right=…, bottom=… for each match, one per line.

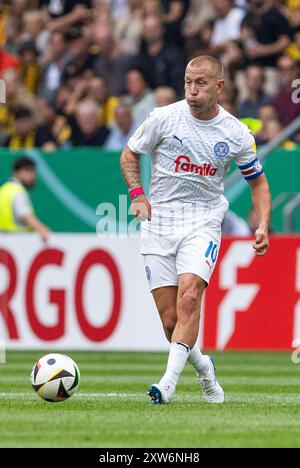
left=253, top=227, right=269, bottom=256
left=131, top=195, right=152, bottom=222
left=38, top=225, right=51, bottom=243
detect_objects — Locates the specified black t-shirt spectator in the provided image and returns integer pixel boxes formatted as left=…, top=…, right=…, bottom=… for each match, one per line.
left=161, top=0, right=190, bottom=48
left=39, top=0, right=91, bottom=17
left=242, top=8, right=291, bottom=67
left=69, top=120, right=110, bottom=147
left=131, top=45, right=186, bottom=99
left=3, top=126, right=57, bottom=149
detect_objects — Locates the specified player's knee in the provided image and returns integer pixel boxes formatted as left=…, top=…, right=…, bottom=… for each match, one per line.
left=178, top=290, right=199, bottom=315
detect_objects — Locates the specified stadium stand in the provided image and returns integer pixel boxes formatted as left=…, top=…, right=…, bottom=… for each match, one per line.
left=0, top=0, right=299, bottom=145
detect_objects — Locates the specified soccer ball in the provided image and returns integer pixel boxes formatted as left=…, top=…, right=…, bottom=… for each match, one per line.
left=30, top=353, right=80, bottom=402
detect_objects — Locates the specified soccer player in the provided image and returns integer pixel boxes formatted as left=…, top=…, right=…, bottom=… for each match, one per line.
left=120, top=56, right=271, bottom=405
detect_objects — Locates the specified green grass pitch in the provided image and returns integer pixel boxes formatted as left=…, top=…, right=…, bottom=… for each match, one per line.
left=1, top=351, right=300, bottom=448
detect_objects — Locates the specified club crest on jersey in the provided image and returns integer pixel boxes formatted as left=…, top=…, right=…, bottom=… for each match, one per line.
left=214, top=141, right=230, bottom=158
left=174, top=155, right=218, bottom=176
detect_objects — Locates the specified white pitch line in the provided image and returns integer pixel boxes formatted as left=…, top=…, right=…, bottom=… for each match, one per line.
left=0, top=392, right=139, bottom=399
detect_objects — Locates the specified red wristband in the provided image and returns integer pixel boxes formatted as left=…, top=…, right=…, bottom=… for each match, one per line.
left=129, top=187, right=145, bottom=200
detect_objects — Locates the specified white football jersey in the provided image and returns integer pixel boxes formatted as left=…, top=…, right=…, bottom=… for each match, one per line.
left=127, top=100, right=263, bottom=206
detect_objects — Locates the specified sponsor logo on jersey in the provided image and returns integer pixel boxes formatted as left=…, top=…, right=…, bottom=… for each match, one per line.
left=214, top=141, right=230, bottom=158
left=173, top=135, right=186, bottom=146
left=174, top=155, right=218, bottom=176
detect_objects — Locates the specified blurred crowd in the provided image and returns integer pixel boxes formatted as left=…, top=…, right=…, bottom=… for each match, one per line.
left=0, top=0, right=300, bottom=151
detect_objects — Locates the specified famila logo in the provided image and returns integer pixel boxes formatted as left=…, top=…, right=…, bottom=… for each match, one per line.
left=174, top=155, right=218, bottom=176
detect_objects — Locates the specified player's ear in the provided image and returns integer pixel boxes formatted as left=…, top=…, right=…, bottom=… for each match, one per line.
left=217, top=80, right=225, bottom=94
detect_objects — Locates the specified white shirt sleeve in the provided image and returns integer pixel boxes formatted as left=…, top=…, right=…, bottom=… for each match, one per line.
left=13, top=191, right=33, bottom=221
left=234, top=128, right=264, bottom=181
left=127, top=109, right=163, bottom=155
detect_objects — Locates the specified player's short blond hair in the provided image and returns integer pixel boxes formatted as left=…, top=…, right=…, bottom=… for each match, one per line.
left=186, top=56, right=225, bottom=80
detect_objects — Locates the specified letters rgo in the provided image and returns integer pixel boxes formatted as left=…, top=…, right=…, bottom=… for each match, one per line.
left=0, top=248, right=122, bottom=342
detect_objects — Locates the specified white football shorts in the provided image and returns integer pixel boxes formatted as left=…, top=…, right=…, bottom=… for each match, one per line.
left=141, top=198, right=229, bottom=291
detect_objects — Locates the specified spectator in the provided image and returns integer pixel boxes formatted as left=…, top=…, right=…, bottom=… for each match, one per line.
left=0, top=157, right=50, bottom=241
left=238, top=65, right=272, bottom=119
left=2, top=105, right=57, bottom=151
left=210, top=0, right=245, bottom=48
left=255, top=117, right=297, bottom=149
left=258, top=102, right=279, bottom=123
left=0, top=69, right=37, bottom=135
left=196, top=0, right=245, bottom=70
left=255, top=117, right=283, bottom=146
left=131, top=15, right=186, bottom=99
left=37, top=98, right=71, bottom=147
left=161, top=0, right=190, bottom=48
left=86, top=76, right=119, bottom=128
left=114, top=0, right=143, bottom=55
left=21, top=10, right=49, bottom=55
left=241, top=0, right=291, bottom=69
left=18, top=41, right=41, bottom=94
left=2, top=14, right=21, bottom=54
left=65, top=27, right=96, bottom=78
left=93, top=22, right=131, bottom=97
left=274, top=55, right=300, bottom=126
left=155, top=86, right=176, bottom=107
left=253, top=102, right=279, bottom=140
left=105, top=103, right=138, bottom=151
left=70, top=99, right=110, bottom=147
left=123, top=68, right=155, bottom=125
left=182, top=0, right=216, bottom=42
left=38, top=30, right=74, bottom=105
left=53, top=66, right=88, bottom=118
left=39, top=0, right=93, bottom=33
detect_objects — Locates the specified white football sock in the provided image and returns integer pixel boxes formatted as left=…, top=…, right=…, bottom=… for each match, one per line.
left=159, top=341, right=190, bottom=388
left=188, top=344, right=210, bottom=376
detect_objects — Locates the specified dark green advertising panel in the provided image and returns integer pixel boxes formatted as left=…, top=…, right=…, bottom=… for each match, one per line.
left=0, top=147, right=299, bottom=233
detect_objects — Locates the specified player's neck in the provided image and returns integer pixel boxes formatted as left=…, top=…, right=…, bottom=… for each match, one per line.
left=189, top=104, right=220, bottom=121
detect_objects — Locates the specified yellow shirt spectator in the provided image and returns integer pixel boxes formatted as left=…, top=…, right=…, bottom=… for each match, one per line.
left=0, top=7, right=9, bottom=47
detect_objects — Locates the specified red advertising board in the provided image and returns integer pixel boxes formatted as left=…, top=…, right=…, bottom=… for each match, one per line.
left=204, top=236, right=300, bottom=350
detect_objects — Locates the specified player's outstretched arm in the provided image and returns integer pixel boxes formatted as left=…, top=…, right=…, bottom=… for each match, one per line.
left=120, top=145, right=152, bottom=221
left=248, top=174, right=271, bottom=257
